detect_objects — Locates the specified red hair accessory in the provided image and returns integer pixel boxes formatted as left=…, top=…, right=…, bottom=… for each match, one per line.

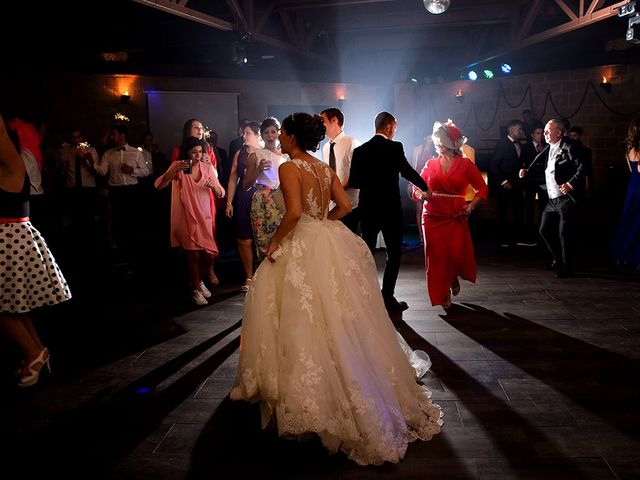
left=445, top=121, right=462, bottom=146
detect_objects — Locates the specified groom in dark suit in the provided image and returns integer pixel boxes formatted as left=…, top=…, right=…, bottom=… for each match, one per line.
left=349, top=112, right=430, bottom=311
left=520, top=118, right=585, bottom=277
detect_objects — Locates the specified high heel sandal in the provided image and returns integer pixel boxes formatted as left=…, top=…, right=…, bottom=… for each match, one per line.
left=442, top=293, right=452, bottom=310
left=18, top=348, right=51, bottom=388
left=451, top=278, right=460, bottom=296
left=240, top=278, right=253, bottom=293
left=208, top=270, right=220, bottom=286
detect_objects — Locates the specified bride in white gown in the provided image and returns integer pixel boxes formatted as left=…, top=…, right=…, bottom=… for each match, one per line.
left=230, top=112, right=443, bottom=465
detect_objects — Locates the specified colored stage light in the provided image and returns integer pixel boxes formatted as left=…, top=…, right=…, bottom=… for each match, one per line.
left=501, top=63, right=512, bottom=74
left=467, top=70, right=478, bottom=81
left=483, top=69, right=494, bottom=79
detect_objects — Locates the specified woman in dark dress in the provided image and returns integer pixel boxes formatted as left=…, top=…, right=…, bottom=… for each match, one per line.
left=0, top=114, right=71, bottom=387
left=611, top=116, right=640, bottom=267
left=225, top=121, right=262, bottom=292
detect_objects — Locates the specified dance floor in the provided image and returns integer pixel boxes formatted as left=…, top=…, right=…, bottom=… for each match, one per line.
left=2, top=243, right=639, bottom=479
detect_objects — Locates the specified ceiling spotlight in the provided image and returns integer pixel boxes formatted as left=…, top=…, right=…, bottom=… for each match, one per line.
left=467, top=70, right=478, bottom=81
left=423, top=0, right=450, bottom=14
left=410, top=77, right=419, bottom=85
left=501, top=63, right=512, bottom=74
left=483, top=69, right=494, bottom=79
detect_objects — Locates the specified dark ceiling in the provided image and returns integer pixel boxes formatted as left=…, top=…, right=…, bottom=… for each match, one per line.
left=7, top=0, right=639, bottom=83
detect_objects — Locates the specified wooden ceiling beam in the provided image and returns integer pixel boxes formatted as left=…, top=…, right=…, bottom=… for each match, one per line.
left=132, top=0, right=234, bottom=31
left=463, top=0, right=628, bottom=67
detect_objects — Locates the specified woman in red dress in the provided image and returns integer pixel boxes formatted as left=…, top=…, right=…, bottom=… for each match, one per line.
left=412, top=120, right=488, bottom=309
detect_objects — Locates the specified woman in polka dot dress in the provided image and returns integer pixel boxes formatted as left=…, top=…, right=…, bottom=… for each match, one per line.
left=0, top=115, right=71, bottom=387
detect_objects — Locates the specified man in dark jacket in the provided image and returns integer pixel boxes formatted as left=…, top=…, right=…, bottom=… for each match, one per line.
left=490, top=119, right=527, bottom=247
left=350, top=112, right=430, bottom=312
left=520, top=119, right=585, bottom=277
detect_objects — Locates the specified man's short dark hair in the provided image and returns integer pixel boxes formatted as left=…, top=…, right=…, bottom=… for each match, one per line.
left=321, top=108, right=344, bottom=127
left=507, top=119, right=522, bottom=130
left=374, top=112, right=396, bottom=131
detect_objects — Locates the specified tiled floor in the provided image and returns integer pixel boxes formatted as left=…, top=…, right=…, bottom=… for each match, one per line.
left=2, top=244, right=639, bottom=479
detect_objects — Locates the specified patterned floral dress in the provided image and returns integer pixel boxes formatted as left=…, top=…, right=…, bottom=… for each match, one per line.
left=231, top=159, right=442, bottom=465
left=249, top=149, right=288, bottom=256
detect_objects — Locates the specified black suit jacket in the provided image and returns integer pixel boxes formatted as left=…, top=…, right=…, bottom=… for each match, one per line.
left=349, top=135, right=428, bottom=217
left=526, top=137, right=585, bottom=203
left=490, top=138, right=525, bottom=188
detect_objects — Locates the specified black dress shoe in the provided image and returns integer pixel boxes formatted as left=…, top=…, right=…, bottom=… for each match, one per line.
left=555, top=269, right=574, bottom=278
left=544, top=261, right=557, bottom=271
left=384, top=297, right=409, bottom=312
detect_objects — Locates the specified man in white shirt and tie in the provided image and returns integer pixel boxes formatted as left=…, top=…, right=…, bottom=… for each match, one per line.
left=96, top=125, right=149, bottom=261
left=320, top=108, right=361, bottom=233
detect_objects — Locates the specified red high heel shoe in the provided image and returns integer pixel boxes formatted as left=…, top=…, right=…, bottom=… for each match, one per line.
left=18, top=348, right=51, bottom=388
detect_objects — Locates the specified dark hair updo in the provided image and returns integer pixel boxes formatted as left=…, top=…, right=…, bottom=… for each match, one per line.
left=281, top=112, right=326, bottom=152
left=179, top=136, right=208, bottom=159
left=260, top=117, right=280, bottom=135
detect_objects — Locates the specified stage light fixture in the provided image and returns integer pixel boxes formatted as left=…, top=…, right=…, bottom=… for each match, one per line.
left=501, top=63, right=512, bottom=74
left=600, top=76, right=612, bottom=93
left=455, top=89, right=464, bottom=103
left=627, top=15, right=640, bottom=43
left=467, top=70, right=478, bottom=81
left=618, top=1, right=640, bottom=43
left=483, top=69, right=494, bottom=79
left=410, top=77, right=419, bottom=85
left=423, top=0, right=450, bottom=14
left=120, top=91, right=131, bottom=104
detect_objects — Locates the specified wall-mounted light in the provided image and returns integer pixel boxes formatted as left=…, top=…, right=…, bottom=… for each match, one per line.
left=600, top=76, right=612, bottom=93
left=120, top=90, right=131, bottom=104
left=455, top=89, right=464, bottom=103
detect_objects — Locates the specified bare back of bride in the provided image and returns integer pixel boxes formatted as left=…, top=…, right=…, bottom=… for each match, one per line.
left=231, top=112, right=442, bottom=465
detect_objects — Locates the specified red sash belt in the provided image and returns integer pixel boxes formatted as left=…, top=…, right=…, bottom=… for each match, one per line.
left=0, top=216, right=29, bottom=223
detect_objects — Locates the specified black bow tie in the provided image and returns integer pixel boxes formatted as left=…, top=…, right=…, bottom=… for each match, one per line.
left=118, top=147, right=126, bottom=151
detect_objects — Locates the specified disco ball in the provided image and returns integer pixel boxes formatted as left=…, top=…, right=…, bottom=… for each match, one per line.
left=423, top=0, right=450, bottom=14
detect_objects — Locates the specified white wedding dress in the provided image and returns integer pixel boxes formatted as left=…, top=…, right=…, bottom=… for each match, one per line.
left=230, top=158, right=443, bottom=465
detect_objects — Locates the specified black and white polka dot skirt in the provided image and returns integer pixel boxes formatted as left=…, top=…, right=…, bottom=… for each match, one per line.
left=0, top=221, right=72, bottom=314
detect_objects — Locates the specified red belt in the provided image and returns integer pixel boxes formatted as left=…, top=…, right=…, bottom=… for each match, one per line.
left=0, top=216, right=29, bottom=223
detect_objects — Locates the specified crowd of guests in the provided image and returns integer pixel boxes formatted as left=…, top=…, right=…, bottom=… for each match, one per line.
left=2, top=107, right=640, bottom=468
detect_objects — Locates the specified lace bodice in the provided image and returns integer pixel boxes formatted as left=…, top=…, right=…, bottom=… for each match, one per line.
left=290, top=158, right=333, bottom=219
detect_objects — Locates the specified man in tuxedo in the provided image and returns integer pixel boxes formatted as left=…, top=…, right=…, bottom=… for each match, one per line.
left=520, top=119, right=585, bottom=277
left=349, top=112, right=430, bottom=312
left=490, top=119, right=527, bottom=247
left=568, top=126, right=593, bottom=196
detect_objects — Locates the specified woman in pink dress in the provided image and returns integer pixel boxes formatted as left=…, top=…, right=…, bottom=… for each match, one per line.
left=171, top=119, right=221, bottom=286
left=156, top=137, right=225, bottom=305
left=412, top=120, right=488, bottom=309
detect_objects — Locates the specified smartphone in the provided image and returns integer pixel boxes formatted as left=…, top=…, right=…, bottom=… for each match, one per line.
left=184, top=159, right=193, bottom=174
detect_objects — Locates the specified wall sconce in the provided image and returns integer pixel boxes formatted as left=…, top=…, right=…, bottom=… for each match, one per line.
left=120, top=90, right=131, bottom=104
left=599, top=77, right=612, bottom=93
left=455, top=89, right=464, bottom=103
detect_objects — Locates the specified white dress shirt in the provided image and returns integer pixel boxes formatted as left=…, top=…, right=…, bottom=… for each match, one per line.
left=21, top=149, right=43, bottom=195
left=96, top=144, right=149, bottom=186
left=59, top=143, right=98, bottom=188
left=545, top=140, right=563, bottom=199
left=321, top=131, right=360, bottom=208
